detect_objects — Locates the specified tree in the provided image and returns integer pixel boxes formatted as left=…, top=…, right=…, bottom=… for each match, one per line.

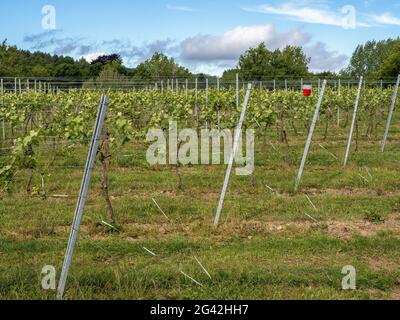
left=238, top=43, right=273, bottom=80
left=0, top=40, right=92, bottom=78
left=132, top=52, right=192, bottom=80
left=345, top=39, right=399, bottom=78
left=83, top=61, right=127, bottom=89
left=238, top=43, right=310, bottom=80
left=273, top=46, right=310, bottom=78
left=89, top=54, right=128, bottom=78
left=310, top=71, right=339, bottom=79
left=54, top=63, right=83, bottom=77
left=221, top=68, right=239, bottom=81
left=97, top=62, right=125, bottom=80
left=378, top=42, right=400, bottom=78
left=91, top=54, right=122, bottom=66
left=31, top=65, right=51, bottom=77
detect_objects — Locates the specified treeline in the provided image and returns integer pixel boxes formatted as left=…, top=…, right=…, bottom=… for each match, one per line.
left=222, top=43, right=309, bottom=81
left=0, top=40, right=92, bottom=78
left=0, top=41, right=192, bottom=80
left=223, top=39, right=400, bottom=81
left=343, top=38, right=400, bottom=79
left=1, top=37, right=400, bottom=80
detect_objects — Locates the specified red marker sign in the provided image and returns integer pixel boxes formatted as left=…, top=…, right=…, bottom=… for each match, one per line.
left=302, top=85, right=312, bottom=97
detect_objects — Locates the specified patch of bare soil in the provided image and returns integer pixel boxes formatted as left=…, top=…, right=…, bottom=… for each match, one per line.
left=305, top=187, right=387, bottom=196
left=365, top=256, right=399, bottom=273
left=214, top=216, right=400, bottom=241
left=4, top=214, right=400, bottom=242
left=325, top=215, right=400, bottom=239
left=85, top=214, right=400, bottom=241
left=390, top=288, right=400, bottom=300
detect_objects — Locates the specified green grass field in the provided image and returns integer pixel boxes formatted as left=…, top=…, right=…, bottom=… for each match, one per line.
left=1, top=118, right=400, bottom=300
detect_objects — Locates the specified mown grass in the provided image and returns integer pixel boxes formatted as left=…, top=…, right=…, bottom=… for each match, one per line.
left=1, top=116, right=400, bottom=300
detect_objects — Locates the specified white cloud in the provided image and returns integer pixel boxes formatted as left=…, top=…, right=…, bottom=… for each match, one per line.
left=243, top=3, right=368, bottom=29
left=179, top=24, right=348, bottom=75
left=368, top=13, right=400, bottom=26
left=24, top=30, right=177, bottom=67
left=24, top=23, right=350, bottom=76
left=166, top=4, right=197, bottom=12
left=180, top=24, right=311, bottom=62
left=80, top=52, right=106, bottom=63
left=188, top=63, right=231, bottom=76
left=304, top=42, right=349, bottom=73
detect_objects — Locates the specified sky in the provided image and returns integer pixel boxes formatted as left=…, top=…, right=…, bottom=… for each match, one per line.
left=1, top=0, right=400, bottom=76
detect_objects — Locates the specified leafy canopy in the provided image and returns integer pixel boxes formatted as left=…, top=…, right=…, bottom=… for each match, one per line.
left=132, top=52, right=191, bottom=80
left=238, top=43, right=310, bottom=80
left=343, top=39, right=400, bottom=78
left=378, top=42, right=400, bottom=78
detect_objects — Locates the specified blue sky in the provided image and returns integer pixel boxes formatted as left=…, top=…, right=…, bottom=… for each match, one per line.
left=1, top=0, right=400, bottom=75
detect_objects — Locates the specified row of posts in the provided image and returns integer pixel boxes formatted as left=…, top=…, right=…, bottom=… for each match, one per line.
left=0, top=78, right=58, bottom=94
left=147, top=76, right=388, bottom=109
left=0, top=76, right=390, bottom=99
left=146, top=76, right=387, bottom=94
